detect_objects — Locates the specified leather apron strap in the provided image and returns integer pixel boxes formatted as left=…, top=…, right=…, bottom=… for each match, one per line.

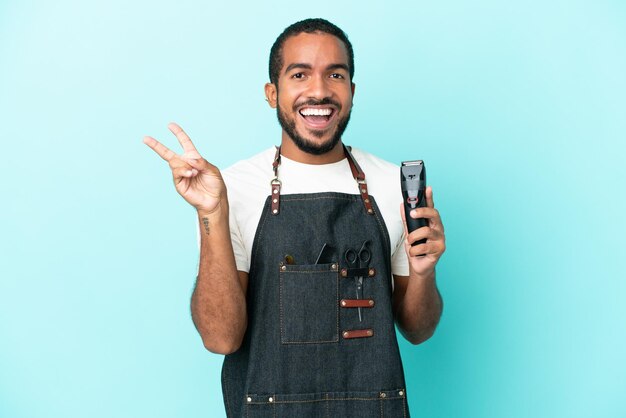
left=270, top=145, right=374, bottom=216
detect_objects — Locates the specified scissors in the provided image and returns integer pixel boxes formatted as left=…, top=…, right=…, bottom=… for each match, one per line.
left=344, top=240, right=371, bottom=322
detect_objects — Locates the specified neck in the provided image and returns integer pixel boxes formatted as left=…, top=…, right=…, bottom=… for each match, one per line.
left=280, top=133, right=345, bottom=164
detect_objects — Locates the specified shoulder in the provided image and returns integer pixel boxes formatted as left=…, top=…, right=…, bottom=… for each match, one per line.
left=222, top=147, right=276, bottom=180
left=221, top=147, right=276, bottom=193
left=349, top=145, right=403, bottom=217
left=349, top=147, right=400, bottom=181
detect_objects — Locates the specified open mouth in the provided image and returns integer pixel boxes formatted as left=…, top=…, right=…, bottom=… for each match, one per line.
left=298, top=106, right=336, bottom=130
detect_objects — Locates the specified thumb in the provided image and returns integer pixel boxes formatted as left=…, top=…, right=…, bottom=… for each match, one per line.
left=186, top=158, right=213, bottom=171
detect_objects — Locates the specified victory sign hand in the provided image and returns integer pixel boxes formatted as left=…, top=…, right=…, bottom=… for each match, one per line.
left=143, top=123, right=226, bottom=214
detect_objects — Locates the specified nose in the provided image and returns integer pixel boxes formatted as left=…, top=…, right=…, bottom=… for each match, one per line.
left=306, top=74, right=332, bottom=99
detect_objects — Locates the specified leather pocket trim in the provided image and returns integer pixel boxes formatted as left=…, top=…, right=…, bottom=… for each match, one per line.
left=340, top=299, right=375, bottom=308
left=342, top=329, right=374, bottom=339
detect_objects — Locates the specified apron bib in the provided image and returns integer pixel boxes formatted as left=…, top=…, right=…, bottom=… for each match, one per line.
left=221, top=146, right=410, bottom=418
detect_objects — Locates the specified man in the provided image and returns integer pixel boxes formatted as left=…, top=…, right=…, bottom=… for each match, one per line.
left=144, top=18, right=445, bottom=418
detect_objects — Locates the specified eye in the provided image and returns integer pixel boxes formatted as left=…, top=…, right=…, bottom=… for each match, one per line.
left=330, top=73, right=345, bottom=79
left=292, top=73, right=305, bottom=79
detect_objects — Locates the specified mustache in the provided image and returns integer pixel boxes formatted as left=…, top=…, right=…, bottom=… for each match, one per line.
left=293, top=97, right=341, bottom=110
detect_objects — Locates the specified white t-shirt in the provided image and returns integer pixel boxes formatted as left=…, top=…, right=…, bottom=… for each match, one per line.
left=218, top=146, right=410, bottom=277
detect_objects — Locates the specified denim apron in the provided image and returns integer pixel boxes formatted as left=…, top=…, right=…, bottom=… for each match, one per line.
left=221, top=146, right=410, bottom=418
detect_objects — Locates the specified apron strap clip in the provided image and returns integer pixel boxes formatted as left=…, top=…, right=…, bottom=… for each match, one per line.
left=270, top=178, right=281, bottom=215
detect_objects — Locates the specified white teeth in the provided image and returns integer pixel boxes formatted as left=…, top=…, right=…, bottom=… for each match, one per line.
left=300, top=108, right=332, bottom=116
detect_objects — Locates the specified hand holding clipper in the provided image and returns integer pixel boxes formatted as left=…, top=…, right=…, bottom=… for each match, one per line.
left=401, top=160, right=428, bottom=246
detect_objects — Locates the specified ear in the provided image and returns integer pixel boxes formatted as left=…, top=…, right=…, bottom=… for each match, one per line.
left=351, top=82, right=356, bottom=98
left=265, top=83, right=277, bottom=108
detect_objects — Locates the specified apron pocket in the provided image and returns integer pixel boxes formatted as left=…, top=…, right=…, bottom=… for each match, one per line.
left=279, top=262, right=339, bottom=344
left=245, top=389, right=408, bottom=418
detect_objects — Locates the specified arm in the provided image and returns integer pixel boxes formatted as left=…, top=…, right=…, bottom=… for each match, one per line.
left=392, top=272, right=442, bottom=345
left=192, top=205, right=249, bottom=354
left=392, top=186, right=445, bottom=345
left=143, top=123, right=248, bottom=355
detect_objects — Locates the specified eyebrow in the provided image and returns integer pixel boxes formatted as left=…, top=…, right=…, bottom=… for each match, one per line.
left=284, top=63, right=350, bottom=74
left=284, top=63, right=312, bottom=74
left=326, top=63, right=350, bottom=73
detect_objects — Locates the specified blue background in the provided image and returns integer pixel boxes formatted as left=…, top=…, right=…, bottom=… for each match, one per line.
left=1, top=1, right=625, bottom=417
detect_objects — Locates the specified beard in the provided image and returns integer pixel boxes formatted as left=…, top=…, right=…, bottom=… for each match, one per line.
left=276, top=98, right=352, bottom=156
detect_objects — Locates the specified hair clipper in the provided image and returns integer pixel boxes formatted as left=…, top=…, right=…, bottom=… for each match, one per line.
left=401, top=160, right=428, bottom=246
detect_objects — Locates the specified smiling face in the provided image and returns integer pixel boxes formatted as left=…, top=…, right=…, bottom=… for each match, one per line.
left=265, top=32, right=355, bottom=157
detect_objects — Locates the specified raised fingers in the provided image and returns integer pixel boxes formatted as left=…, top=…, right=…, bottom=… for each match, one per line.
left=168, top=122, right=199, bottom=155
left=143, top=136, right=176, bottom=162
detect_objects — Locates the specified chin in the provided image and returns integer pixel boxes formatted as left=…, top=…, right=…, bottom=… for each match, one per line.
left=291, top=129, right=341, bottom=155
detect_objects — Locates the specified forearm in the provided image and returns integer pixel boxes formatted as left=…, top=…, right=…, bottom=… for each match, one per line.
left=394, top=269, right=443, bottom=345
left=191, top=202, right=247, bottom=354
